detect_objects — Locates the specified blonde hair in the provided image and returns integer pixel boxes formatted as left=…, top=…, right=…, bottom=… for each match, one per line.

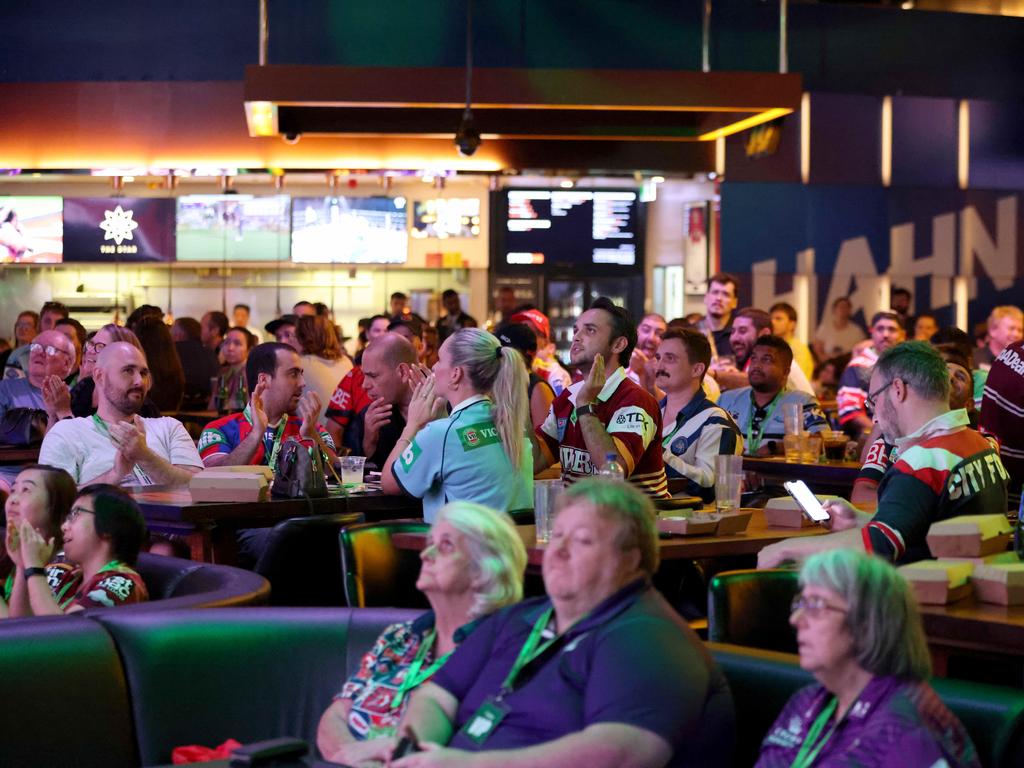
left=434, top=501, right=526, bottom=618
left=988, top=305, right=1023, bottom=331
left=445, top=328, right=528, bottom=471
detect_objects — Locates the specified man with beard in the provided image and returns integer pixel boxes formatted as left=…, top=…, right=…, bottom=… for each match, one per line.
left=694, top=273, right=738, bottom=359
left=711, top=308, right=815, bottom=395
left=837, top=311, right=905, bottom=439
left=718, top=335, right=827, bottom=457
left=759, top=341, right=1008, bottom=568
left=628, top=312, right=667, bottom=395
left=198, top=342, right=336, bottom=468
left=535, top=297, right=669, bottom=499
left=39, top=343, right=203, bottom=486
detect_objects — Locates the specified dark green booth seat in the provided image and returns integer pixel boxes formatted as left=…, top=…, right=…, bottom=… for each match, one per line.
left=710, top=642, right=1024, bottom=768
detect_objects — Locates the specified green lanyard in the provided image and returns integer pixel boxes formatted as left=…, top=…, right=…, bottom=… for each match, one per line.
left=389, top=628, right=454, bottom=709
left=91, top=415, right=151, bottom=484
left=497, top=607, right=559, bottom=699
left=262, top=415, right=289, bottom=474
left=746, top=391, right=784, bottom=452
left=790, top=697, right=838, bottom=768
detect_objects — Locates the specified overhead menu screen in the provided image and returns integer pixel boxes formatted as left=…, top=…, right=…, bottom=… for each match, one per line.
left=504, top=189, right=638, bottom=268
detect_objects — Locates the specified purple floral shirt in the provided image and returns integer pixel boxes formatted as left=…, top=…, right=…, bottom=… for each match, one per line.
left=755, top=676, right=980, bottom=768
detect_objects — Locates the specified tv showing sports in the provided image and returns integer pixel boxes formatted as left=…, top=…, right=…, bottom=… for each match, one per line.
left=412, top=198, right=480, bottom=238
left=0, top=196, right=63, bottom=264
left=291, top=196, right=407, bottom=264
left=503, top=189, right=639, bottom=270
left=63, top=197, right=176, bottom=262
left=176, top=195, right=291, bottom=261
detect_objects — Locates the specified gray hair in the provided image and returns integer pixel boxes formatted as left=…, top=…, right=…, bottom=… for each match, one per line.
left=800, top=549, right=931, bottom=680
left=434, top=501, right=527, bottom=619
left=555, top=477, right=659, bottom=576
left=876, top=340, right=950, bottom=404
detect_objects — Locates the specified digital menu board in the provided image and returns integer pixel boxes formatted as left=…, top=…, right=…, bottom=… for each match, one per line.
left=503, top=189, right=638, bottom=269
left=63, top=197, right=176, bottom=262
left=412, top=198, right=480, bottom=238
left=176, top=195, right=291, bottom=261
left=291, top=196, right=407, bottom=264
left=0, top=196, right=63, bottom=264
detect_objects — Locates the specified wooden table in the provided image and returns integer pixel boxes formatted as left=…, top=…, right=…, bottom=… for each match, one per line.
left=0, top=445, right=40, bottom=464
left=919, top=596, right=1024, bottom=674
left=392, top=509, right=827, bottom=569
left=743, top=456, right=861, bottom=495
left=130, top=486, right=422, bottom=564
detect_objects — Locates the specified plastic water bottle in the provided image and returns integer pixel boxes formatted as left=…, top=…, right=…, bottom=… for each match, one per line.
left=598, top=452, right=625, bottom=481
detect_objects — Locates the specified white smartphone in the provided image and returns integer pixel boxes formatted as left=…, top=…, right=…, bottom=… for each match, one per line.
left=784, top=480, right=830, bottom=523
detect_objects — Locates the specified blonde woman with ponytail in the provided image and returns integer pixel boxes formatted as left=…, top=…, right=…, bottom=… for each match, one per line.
left=381, top=328, right=534, bottom=522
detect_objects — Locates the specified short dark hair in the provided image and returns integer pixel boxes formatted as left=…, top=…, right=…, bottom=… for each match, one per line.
left=172, top=317, right=202, bottom=341
left=871, top=311, right=901, bottom=328
left=246, top=342, right=296, bottom=385
left=769, top=302, right=797, bottom=323
left=227, top=326, right=256, bottom=349
left=390, top=292, right=407, bottom=301
left=233, top=303, right=251, bottom=314
left=588, top=296, right=636, bottom=366
left=831, top=296, right=853, bottom=310
left=442, top=289, right=459, bottom=300
left=930, top=327, right=973, bottom=360
left=708, top=273, right=739, bottom=297
left=389, top=315, right=424, bottom=337
left=206, top=311, right=229, bottom=337
left=55, top=317, right=87, bottom=348
left=734, top=307, right=772, bottom=333
left=753, top=334, right=794, bottom=369
left=661, top=327, right=711, bottom=380
left=40, top=301, right=69, bottom=319
left=313, top=302, right=330, bottom=317
left=891, top=287, right=912, bottom=300
left=293, top=301, right=314, bottom=312
left=77, top=484, right=147, bottom=567
left=368, top=313, right=389, bottom=326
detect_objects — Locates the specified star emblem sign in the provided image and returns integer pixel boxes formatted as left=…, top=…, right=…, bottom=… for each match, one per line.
left=99, top=205, right=139, bottom=245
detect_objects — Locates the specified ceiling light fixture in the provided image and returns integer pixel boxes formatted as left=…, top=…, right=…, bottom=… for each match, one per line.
left=455, top=0, right=481, bottom=157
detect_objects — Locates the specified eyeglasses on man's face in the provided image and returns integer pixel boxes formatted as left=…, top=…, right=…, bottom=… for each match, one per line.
left=29, top=343, right=72, bottom=360
left=864, top=379, right=895, bottom=417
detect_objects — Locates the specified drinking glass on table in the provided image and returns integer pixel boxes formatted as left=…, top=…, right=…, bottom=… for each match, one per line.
left=822, top=430, right=850, bottom=462
left=533, top=479, right=563, bottom=544
left=783, top=433, right=805, bottom=463
left=714, top=454, right=743, bottom=514
left=782, top=403, right=802, bottom=436
left=338, top=455, right=366, bottom=485
left=803, top=433, right=823, bottom=463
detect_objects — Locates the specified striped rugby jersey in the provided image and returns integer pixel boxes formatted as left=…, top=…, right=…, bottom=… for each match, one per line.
left=660, top=389, right=743, bottom=503
left=865, top=409, right=1009, bottom=562
left=837, top=345, right=878, bottom=429
left=979, top=340, right=1024, bottom=500
left=538, top=366, right=669, bottom=498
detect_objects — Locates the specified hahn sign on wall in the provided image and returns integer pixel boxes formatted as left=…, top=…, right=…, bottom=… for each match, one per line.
left=721, top=182, right=1021, bottom=330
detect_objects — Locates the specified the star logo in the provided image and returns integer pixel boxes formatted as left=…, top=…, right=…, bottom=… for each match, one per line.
left=98, top=205, right=139, bottom=245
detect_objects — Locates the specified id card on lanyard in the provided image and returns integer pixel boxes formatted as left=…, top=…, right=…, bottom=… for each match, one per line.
left=746, top=392, right=783, bottom=453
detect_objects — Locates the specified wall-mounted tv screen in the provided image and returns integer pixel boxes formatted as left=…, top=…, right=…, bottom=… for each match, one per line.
left=63, top=198, right=175, bottom=262
left=176, top=195, right=290, bottom=261
left=291, top=196, right=407, bottom=264
left=412, top=198, right=480, bottom=239
left=503, top=189, right=639, bottom=270
left=0, top=196, right=63, bottom=264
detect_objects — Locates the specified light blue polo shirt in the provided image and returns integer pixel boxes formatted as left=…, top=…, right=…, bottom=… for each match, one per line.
left=392, top=395, right=534, bottom=522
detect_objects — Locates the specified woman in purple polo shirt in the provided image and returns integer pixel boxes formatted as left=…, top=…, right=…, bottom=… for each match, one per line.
left=756, top=549, right=979, bottom=767
left=316, top=501, right=526, bottom=766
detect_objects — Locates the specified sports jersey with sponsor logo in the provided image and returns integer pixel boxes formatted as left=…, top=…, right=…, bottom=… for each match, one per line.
left=51, top=561, right=149, bottom=610
left=837, top=346, right=878, bottom=428
left=660, top=389, right=743, bottom=503
left=327, top=366, right=372, bottom=430
left=980, top=340, right=1024, bottom=499
left=538, top=366, right=669, bottom=498
left=392, top=395, right=533, bottom=522
left=864, top=409, right=1009, bottom=563
left=198, top=406, right=335, bottom=466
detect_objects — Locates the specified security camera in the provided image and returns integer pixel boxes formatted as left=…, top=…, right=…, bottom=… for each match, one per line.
left=454, top=109, right=481, bottom=157
left=282, top=132, right=301, bottom=145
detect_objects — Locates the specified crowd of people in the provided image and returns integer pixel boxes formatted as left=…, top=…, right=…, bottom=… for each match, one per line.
left=0, top=280, right=1018, bottom=764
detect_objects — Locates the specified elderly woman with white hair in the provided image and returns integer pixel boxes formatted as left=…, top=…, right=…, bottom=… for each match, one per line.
left=756, top=549, right=979, bottom=767
left=316, top=501, right=527, bottom=766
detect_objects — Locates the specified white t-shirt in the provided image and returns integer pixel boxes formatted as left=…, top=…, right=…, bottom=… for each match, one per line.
left=301, top=354, right=354, bottom=423
left=813, top=320, right=866, bottom=358
left=39, top=416, right=203, bottom=486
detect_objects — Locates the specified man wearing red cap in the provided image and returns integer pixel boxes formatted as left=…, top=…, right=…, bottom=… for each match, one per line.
left=510, top=308, right=571, bottom=396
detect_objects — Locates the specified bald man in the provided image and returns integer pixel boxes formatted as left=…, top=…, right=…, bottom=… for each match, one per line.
left=39, top=342, right=203, bottom=486
left=0, top=329, right=76, bottom=422
left=344, top=332, right=418, bottom=467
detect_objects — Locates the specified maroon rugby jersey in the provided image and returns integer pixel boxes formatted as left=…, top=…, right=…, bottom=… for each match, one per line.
left=537, top=367, right=669, bottom=498
left=980, top=340, right=1024, bottom=496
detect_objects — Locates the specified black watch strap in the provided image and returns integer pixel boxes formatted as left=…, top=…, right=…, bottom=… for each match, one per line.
left=24, top=567, right=47, bottom=579
left=576, top=402, right=597, bottom=418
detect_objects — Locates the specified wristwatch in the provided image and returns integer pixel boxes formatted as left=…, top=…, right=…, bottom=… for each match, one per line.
left=576, top=402, right=597, bottom=418
left=23, top=567, right=46, bottom=579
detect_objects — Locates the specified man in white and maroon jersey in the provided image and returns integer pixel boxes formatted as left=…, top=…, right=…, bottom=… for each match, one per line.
left=980, top=338, right=1024, bottom=506
left=534, top=297, right=669, bottom=499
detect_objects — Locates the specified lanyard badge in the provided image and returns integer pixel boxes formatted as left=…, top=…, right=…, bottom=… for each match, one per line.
left=459, top=698, right=510, bottom=745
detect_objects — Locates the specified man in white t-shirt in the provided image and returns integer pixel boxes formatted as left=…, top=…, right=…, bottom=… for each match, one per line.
left=813, top=296, right=866, bottom=361
left=39, top=343, right=203, bottom=486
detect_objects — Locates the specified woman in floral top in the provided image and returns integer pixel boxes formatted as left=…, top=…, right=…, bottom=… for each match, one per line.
left=316, top=501, right=526, bottom=766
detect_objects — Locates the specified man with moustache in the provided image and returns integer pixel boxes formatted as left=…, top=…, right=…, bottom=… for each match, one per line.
left=628, top=313, right=667, bottom=395
left=39, top=342, right=203, bottom=486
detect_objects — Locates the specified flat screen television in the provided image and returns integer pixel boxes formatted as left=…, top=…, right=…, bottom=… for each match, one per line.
left=63, top=197, right=176, bottom=262
left=176, top=195, right=291, bottom=261
left=291, top=196, right=407, bottom=264
left=499, top=189, right=640, bottom=273
left=0, top=196, right=63, bottom=264
left=412, top=198, right=480, bottom=239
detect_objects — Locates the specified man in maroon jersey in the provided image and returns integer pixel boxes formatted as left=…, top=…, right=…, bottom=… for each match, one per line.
left=534, top=297, right=669, bottom=499
left=980, top=338, right=1024, bottom=505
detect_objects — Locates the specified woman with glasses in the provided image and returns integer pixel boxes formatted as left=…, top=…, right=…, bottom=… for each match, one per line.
left=756, top=549, right=978, bottom=767
left=316, top=501, right=526, bottom=765
left=0, top=464, right=75, bottom=618
left=8, top=483, right=149, bottom=615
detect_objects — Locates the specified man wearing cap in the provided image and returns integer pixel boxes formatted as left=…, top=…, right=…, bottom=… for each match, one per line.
left=495, top=322, right=556, bottom=430
left=511, top=308, right=571, bottom=396
left=264, top=314, right=303, bottom=354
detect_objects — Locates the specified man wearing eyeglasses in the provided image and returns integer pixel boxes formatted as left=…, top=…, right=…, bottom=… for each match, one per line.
left=3, top=301, right=69, bottom=380
left=0, top=330, right=76, bottom=422
left=759, top=341, right=1009, bottom=568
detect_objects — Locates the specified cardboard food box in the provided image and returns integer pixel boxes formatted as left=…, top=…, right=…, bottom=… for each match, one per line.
left=658, top=515, right=718, bottom=536
left=898, top=560, right=974, bottom=605
left=925, top=515, right=1013, bottom=558
left=190, top=466, right=272, bottom=503
left=763, top=495, right=842, bottom=528
left=971, top=562, right=1024, bottom=606
left=714, top=509, right=753, bottom=535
